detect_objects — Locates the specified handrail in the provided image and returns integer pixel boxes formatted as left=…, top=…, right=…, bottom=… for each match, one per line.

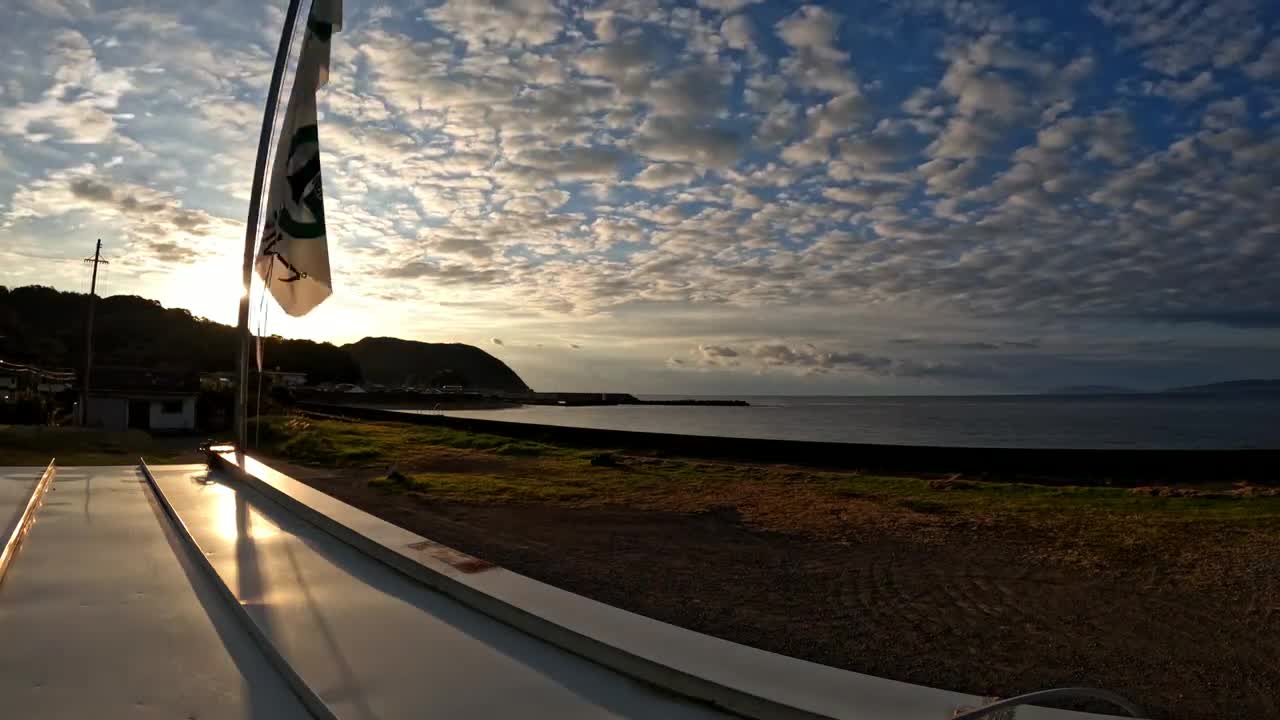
left=950, top=687, right=1144, bottom=719
left=0, top=459, right=56, bottom=585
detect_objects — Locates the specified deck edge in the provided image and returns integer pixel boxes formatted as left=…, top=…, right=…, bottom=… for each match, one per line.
left=0, top=459, right=56, bottom=585
left=139, top=458, right=340, bottom=720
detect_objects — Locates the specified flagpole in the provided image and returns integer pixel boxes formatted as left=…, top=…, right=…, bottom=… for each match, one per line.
left=236, top=0, right=306, bottom=450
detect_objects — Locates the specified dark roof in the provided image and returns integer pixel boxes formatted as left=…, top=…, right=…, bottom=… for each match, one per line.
left=91, top=366, right=199, bottom=394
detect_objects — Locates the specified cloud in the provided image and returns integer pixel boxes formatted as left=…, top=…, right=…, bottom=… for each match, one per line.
left=836, top=132, right=906, bottom=169
left=1244, top=38, right=1280, bottom=79
left=575, top=35, right=660, bottom=95
left=8, top=167, right=229, bottom=245
left=918, top=158, right=976, bottom=195
left=776, top=5, right=841, bottom=54
left=952, top=340, right=1039, bottom=351
left=2, top=0, right=1277, bottom=395
left=698, top=0, right=762, bottom=12
left=383, top=261, right=506, bottom=286
left=1, top=30, right=130, bottom=144
left=822, top=184, right=907, bottom=206
left=941, top=60, right=1024, bottom=119
left=633, top=116, right=743, bottom=168
left=927, top=117, right=999, bottom=159
left=780, top=135, right=830, bottom=165
left=510, top=145, right=627, bottom=182
left=721, top=14, right=754, bottom=51
left=775, top=5, right=858, bottom=94
left=647, top=65, right=728, bottom=118
left=1147, top=70, right=1218, bottom=102
left=22, top=0, right=91, bottom=20
left=696, top=344, right=741, bottom=366
left=677, top=342, right=993, bottom=379
left=425, top=0, right=565, bottom=47
left=1090, top=0, right=1271, bottom=76
left=632, top=163, right=702, bottom=189
left=808, top=92, right=867, bottom=138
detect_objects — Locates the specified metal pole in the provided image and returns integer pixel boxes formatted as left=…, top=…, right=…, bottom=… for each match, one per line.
left=81, top=239, right=107, bottom=426
left=236, top=0, right=305, bottom=450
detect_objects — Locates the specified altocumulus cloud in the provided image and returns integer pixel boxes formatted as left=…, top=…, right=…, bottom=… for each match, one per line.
left=0, top=0, right=1277, bottom=392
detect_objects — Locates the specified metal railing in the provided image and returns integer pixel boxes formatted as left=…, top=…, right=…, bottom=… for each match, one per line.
left=952, top=686, right=1144, bottom=719
left=0, top=459, right=56, bottom=585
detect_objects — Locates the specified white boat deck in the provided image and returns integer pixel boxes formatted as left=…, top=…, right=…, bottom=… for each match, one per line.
left=1, top=465, right=42, bottom=542
left=0, top=464, right=732, bottom=719
left=0, top=465, right=313, bottom=720
left=148, top=463, right=730, bottom=719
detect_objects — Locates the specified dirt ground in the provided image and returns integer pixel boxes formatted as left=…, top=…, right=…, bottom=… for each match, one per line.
left=267, top=456, right=1279, bottom=720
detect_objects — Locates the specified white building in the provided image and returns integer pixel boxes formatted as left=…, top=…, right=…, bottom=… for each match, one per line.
left=85, top=367, right=199, bottom=432
left=86, top=394, right=197, bottom=432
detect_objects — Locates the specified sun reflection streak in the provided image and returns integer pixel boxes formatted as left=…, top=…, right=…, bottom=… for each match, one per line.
left=206, top=481, right=279, bottom=542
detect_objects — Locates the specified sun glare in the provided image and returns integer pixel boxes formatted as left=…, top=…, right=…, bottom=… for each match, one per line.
left=207, top=481, right=279, bottom=542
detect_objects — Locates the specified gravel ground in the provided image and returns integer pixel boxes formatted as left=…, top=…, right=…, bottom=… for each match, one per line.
left=269, top=458, right=1280, bottom=720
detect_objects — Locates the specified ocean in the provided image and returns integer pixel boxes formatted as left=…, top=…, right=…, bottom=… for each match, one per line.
left=395, top=393, right=1280, bottom=450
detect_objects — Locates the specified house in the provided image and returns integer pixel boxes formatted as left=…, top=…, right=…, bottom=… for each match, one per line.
left=0, top=374, right=15, bottom=390
left=201, top=370, right=307, bottom=388
left=85, top=367, right=199, bottom=432
left=263, top=370, right=307, bottom=387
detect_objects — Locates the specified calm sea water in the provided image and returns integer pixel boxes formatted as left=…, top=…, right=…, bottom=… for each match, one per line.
left=394, top=393, right=1280, bottom=450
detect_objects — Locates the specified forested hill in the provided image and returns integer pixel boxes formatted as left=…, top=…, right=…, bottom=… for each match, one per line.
left=345, top=337, right=529, bottom=391
left=0, top=286, right=529, bottom=391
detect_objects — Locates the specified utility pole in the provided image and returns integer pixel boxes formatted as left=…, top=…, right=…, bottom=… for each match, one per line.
left=81, top=239, right=108, bottom=425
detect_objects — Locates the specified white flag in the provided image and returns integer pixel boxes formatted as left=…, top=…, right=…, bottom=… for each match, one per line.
left=256, top=0, right=343, bottom=317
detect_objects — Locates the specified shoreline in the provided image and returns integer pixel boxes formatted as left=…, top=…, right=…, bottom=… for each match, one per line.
left=299, top=401, right=1280, bottom=484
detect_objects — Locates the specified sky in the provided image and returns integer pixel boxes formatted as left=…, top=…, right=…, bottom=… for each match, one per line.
left=1, top=0, right=1278, bottom=395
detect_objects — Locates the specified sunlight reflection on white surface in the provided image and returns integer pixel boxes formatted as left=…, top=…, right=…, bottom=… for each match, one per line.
left=205, top=481, right=279, bottom=542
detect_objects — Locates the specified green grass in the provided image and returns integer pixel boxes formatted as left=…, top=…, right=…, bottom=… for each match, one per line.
left=821, top=471, right=1280, bottom=523
left=251, top=414, right=1280, bottom=522
left=370, top=471, right=605, bottom=503
left=251, top=415, right=578, bottom=465
left=0, top=425, right=204, bottom=465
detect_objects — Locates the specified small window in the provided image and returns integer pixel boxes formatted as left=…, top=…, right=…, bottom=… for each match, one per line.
left=160, top=400, right=184, bottom=414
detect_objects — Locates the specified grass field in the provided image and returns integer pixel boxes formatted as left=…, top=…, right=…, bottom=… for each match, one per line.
left=250, top=413, right=1280, bottom=587
left=251, top=414, right=1280, bottom=525
left=0, top=425, right=205, bottom=465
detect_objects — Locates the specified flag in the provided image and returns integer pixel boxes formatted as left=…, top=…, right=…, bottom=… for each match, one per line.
left=256, top=0, right=343, bottom=317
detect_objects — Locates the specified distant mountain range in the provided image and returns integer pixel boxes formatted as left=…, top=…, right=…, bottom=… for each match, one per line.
left=1049, top=379, right=1280, bottom=396
left=1164, top=379, right=1280, bottom=394
left=0, top=285, right=529, bottom=392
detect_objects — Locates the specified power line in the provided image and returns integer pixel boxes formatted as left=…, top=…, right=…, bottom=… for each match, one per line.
left=80, top=239, right=109, bottom=424
left=0, top=358, right=76, bottom=380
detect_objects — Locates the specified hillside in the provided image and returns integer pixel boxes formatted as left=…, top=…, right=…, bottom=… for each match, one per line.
left=0, top=286, right=528, bottom=391
left=344, top=337, right=529, bottom=392
left=1164, top=379, right=1280, bottom=394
